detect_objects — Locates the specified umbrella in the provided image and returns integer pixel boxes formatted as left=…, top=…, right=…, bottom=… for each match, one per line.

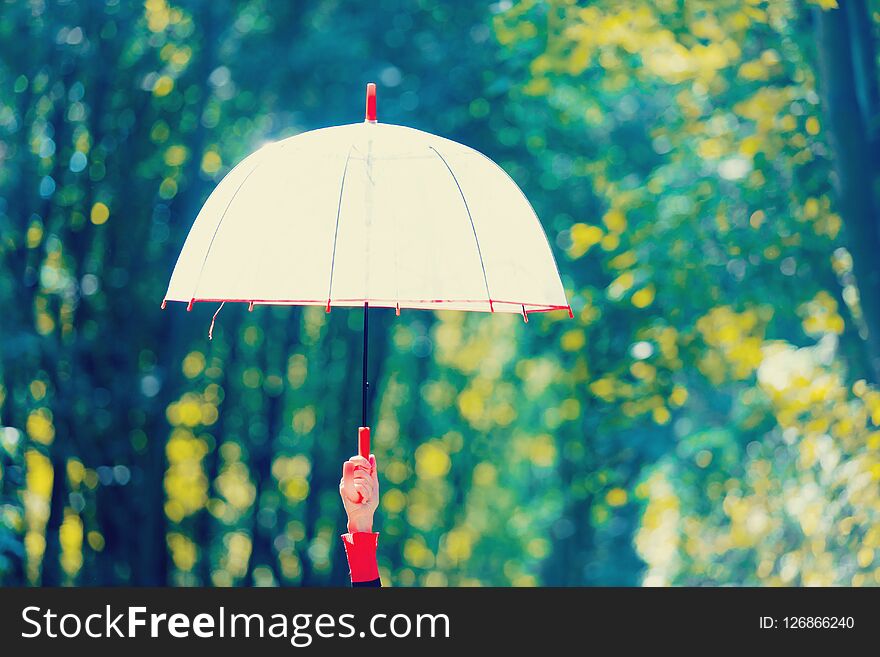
left=163, top=83, right=570, bottom=498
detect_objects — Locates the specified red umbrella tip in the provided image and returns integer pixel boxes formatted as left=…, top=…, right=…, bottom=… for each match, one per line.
left=365, top=83, right=377, bottom=122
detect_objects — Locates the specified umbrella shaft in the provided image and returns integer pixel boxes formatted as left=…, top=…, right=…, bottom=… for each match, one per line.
left=362, top=302, right=369, bottom=427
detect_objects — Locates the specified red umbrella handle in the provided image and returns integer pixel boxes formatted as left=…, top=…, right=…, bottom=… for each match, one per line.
left=358, top=426, right=371, bottom=460
left=355, top=427, right=371, bottom=503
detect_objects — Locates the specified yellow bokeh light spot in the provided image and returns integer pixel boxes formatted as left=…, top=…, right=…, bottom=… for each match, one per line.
left=153, top=75, right=174, bottom=97
left=444, top=528, right=473, bottom=562
left=25, top=449, right=53, bottom=498
left=608, top=271, right=634, bottom=299
left=669, top=385, right=688, bottom=407
left=159, top=177, right=178, bottom=199
left=602, top=208, right=627, bottom=233
left=87, top=531, right=105, bottom=551
left=560, top=329, right=586, bottom=352
left=601, top=232, right=620, bottom=251
left=26, top=222, right=43, bottom=248
left=59, top=510, right=83, bottom=576
left=606, top=487, right=628, bottom=507
left=631, top=285, right=655, bottom=308
left=90, top=202, right=110, bottom=225
left=26, top=408, right=55, bottom=445
left=569, top=223, right=603, bottom=258
left=529, top=434, right=556, bottom=467
left=695, top=450, right=713, bottom=468
left=66, top=459, right=85, bottom=486
left=738, top=60, right=768, bottom=81
left=610, top=250, right=637, bottom=269
left=382, top=489, right=406, bottom=514
left=164, top=144, right=188, bottom=167
left=857, top=547, right=874, bottom=568
left=182, top=351, right=206, bottom=379
left=201, top=150, right=222, bottom=175
left=384, top=459, right=409, bottom=485
left=284, top=477, right=309, bottom=502
left=472, top=462, right=497, bottom=487
left=415, top=442, right=451, bottom=479
left=652, top=406, right=671, bottom=425
left=590, top=377, right=615, bottom=401
left=29, top=380, right=47, bottom=401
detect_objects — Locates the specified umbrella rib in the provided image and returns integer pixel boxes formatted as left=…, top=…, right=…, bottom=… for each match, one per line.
left=428, top=146, right=493, bottom=311
left=325, top=146, right=354, bottom=309
left=467, top=147, right=570, bottom=313
left=189, top=155, right=269, bottom=304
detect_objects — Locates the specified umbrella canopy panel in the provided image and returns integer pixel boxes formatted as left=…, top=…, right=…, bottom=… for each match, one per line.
left=164, top=121, right=569, bottom=316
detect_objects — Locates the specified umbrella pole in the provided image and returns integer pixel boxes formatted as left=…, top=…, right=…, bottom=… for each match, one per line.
left=358, top=303, right=371, bottom=460
left=362, top=301, right=369, bottom=427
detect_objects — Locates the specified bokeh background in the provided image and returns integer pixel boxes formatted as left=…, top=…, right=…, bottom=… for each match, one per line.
left=2, top=0, right=879, bottom=587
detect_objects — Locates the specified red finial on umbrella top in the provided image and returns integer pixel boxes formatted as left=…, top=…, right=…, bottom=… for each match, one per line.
left=365, top=82, right=377, bottom=122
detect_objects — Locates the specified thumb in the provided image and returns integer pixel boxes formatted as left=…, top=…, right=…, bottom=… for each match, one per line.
left=369, top=454, right=376, bottom=472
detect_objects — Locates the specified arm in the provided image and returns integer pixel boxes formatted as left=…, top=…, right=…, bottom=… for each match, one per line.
left=339, top=453, right=380, bottom=587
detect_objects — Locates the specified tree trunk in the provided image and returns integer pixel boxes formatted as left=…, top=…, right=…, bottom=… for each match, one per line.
left=815, top=5, right=880, bottom=383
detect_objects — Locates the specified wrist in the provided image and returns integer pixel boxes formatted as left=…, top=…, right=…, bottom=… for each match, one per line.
left=347, top=517, right=373, bottom=534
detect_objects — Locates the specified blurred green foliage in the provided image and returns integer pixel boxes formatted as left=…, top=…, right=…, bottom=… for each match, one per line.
left=2, top=0, right=880, bottom=586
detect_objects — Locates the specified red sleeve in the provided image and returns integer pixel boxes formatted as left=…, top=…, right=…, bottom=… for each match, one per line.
left=341, top=531, right=380, bottom=584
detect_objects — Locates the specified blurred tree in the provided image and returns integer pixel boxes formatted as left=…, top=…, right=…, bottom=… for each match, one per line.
left=494, top=0, right=880, bottom=585
left=815, top=0, right=880, bottom=382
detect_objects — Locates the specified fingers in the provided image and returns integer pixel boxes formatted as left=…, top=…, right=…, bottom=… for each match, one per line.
left=341, top=454, right=378, bottom=506
left=347, top=455, right=373, bottom=483
left=343, top=458, right=370, bottom=481
left=353, top=481, right=371, bottom=501
left=347, top=455, right=371, bottom=471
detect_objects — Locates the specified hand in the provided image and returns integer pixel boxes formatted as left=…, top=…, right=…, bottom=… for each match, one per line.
left=339, top=454, right=379, bottom=534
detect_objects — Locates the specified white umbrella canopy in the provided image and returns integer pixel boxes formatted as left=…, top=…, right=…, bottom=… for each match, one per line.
left=163, top=85, right=570, bottom=319
left=163, top=84, right=570, bottom=476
